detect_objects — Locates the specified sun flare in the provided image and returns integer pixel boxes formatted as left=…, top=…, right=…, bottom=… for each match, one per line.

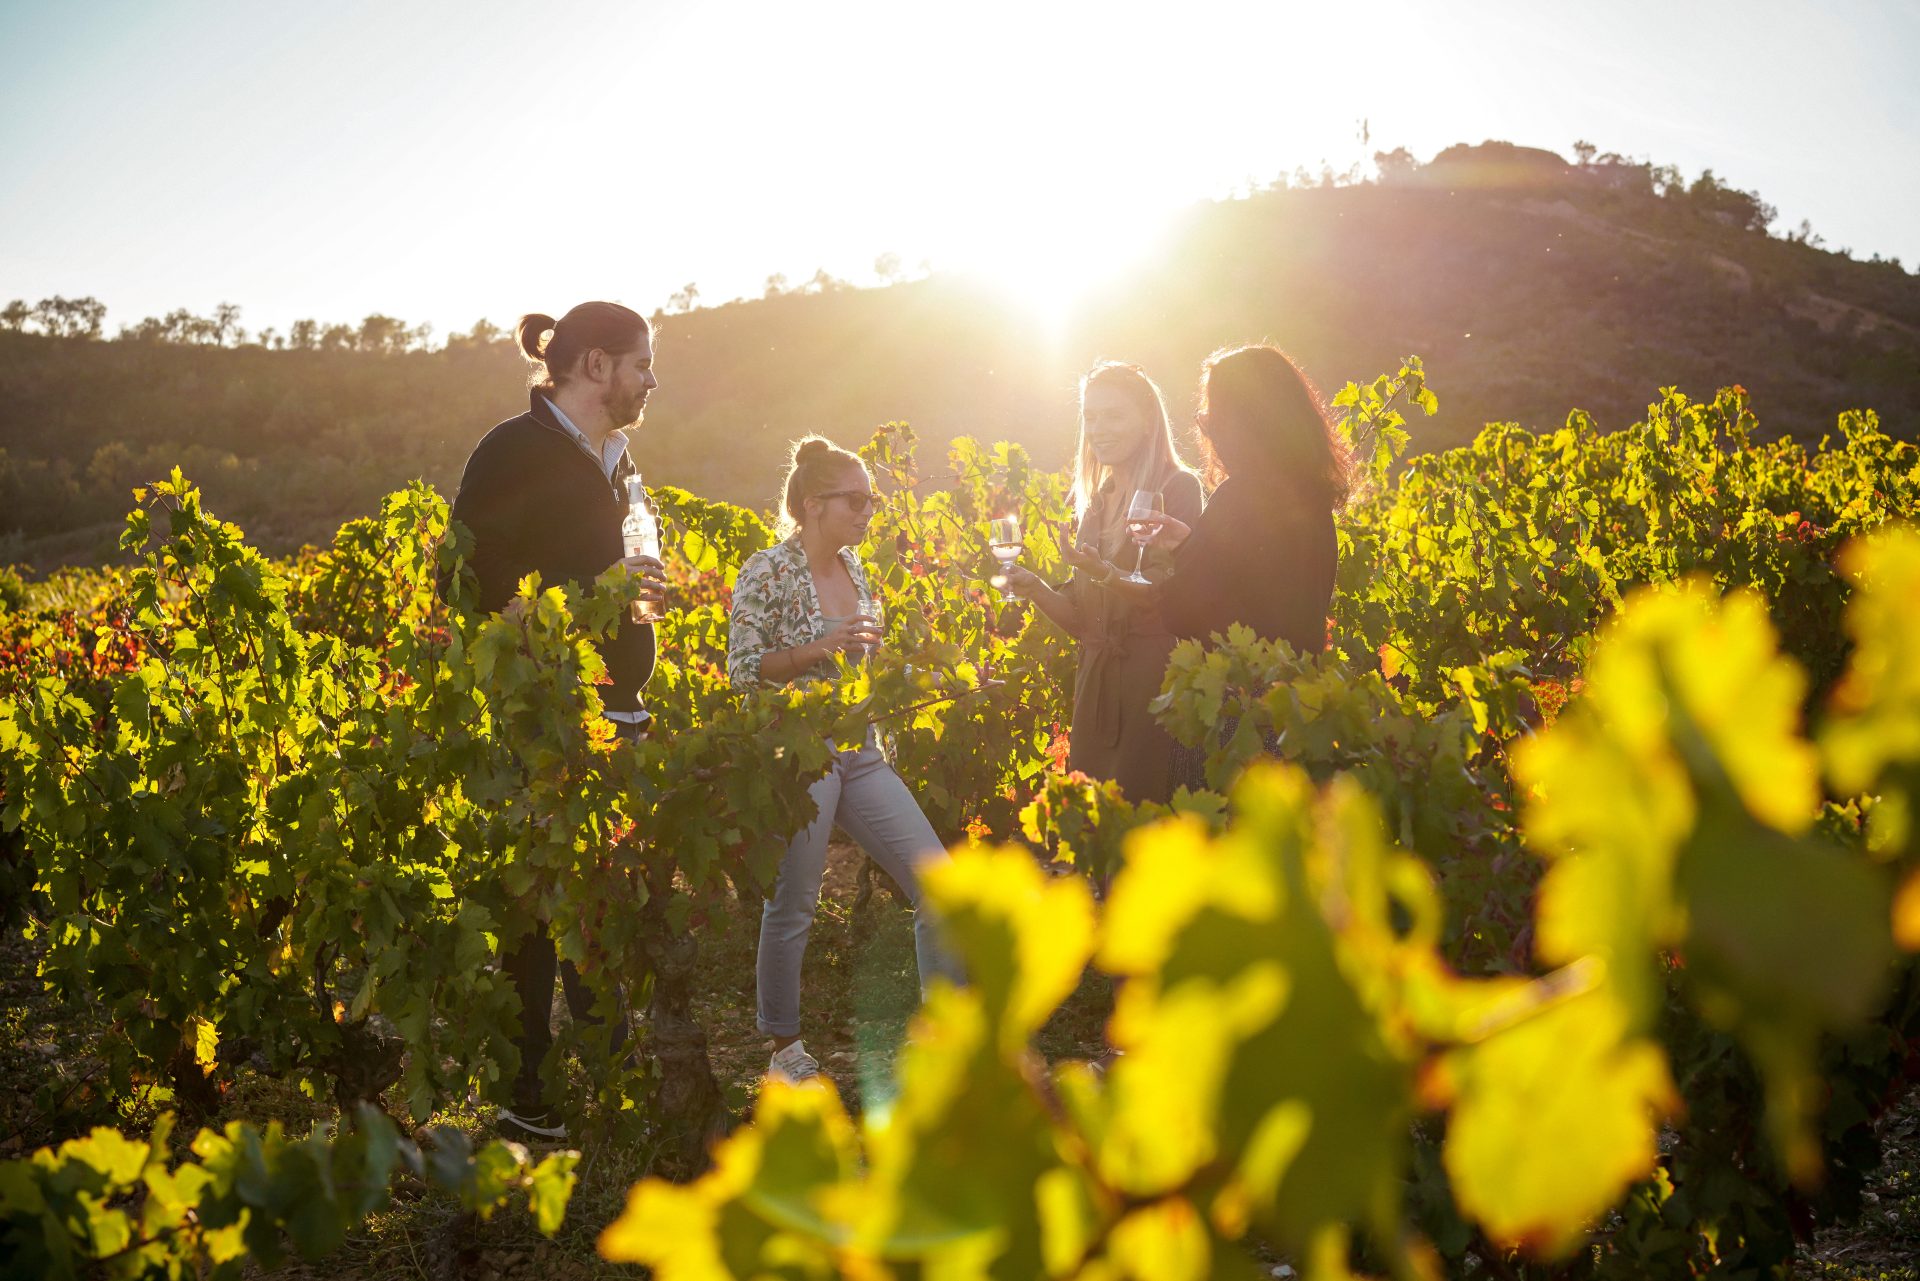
left=941, top=195, right=1183, bottom=336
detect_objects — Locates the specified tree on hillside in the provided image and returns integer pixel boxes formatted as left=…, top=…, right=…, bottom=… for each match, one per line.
left=360, top=318, right=405, bottom=359
left=1787, top=219, right=1827, bottom=250
left=667, top=283, right=700, bottom=314
left=447, top=318, right=509, bottom=349
left=211, top=302, right=244, bottom=347
left=356, top=314, right=403, bottom=354
left=177, top=309, right=220, bottom=344
left=353, top=314, right=430, bottom=354
left=874, top=252, right=904, bottom=284
left=288, top=319, right=320, bottom=350
left=31, top=296, right=107, bottom=339
left=1687, top=169, right=1776, bottom=233
left=802, top=268, right=847, bottom=295
left=1373, top=147, right=1418, bottom=184
left=119, top=309, right=218, bottom=344
left=1572, top=139, right=1597, bottom=167
left=1, top=300, right=28, bottom=332
left=1581, top=151, right=1651, bottom=193
left=764, top=273, right=790, bottom=298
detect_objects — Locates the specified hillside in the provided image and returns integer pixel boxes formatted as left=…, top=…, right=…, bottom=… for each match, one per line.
left=2, top=141, right=1915, bottom=567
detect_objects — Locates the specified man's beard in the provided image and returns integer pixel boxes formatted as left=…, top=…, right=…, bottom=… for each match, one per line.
left=607, top=388, right=646, bottom=430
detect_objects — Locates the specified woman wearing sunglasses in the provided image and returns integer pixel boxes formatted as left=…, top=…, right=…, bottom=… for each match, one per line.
left=727, top=436, right=961, bottom=1085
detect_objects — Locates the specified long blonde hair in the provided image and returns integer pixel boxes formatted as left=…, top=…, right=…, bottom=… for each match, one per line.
left=1071, top=362, right=1199, bottom=553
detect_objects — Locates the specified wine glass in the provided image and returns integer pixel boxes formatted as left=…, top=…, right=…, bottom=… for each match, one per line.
left=988, top=515, right=1023, bottom=601
left=854, top=588, right=879, bottom=661
left=1119, top=490, right=1163, bottom=584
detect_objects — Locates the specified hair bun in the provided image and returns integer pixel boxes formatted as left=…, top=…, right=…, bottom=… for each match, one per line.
left=795, top=436, right=834, bottom=461
left=515, top=312, right=558, bottom=361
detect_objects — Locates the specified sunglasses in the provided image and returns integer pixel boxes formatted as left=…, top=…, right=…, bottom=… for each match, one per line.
left=815, top=489, right=876, bottom=514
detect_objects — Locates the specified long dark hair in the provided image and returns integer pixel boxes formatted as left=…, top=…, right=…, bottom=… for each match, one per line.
left=515, top=302, right=649, bottom=390
left=1195, top=344, right=1352, bottom=510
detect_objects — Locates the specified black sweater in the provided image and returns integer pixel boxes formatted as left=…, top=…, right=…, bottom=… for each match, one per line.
left=1157, top=476, right=1336, bottom=654
left=448, top=391, right=656, bottom=714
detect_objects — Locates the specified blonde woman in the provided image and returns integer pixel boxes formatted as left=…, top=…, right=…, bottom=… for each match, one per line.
left=1005, top=361, right=1205, bottom=804
left=727, top=436, right=961, bottom=1084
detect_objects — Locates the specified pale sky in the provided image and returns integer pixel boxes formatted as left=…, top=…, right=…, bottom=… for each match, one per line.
left=2, top=0, right=1915, bottom=340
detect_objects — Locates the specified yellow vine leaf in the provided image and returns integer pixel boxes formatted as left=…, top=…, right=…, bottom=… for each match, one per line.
left=1560, top=583, right=1817, bottom=834
left=1104, top=1197, right=1215, bottom=1281
left=920, top=844, right=1095, bottom=1052
left=1824, top=525, right=1920, bottom=796
left=190, top=1016, right=219, bottom=1072
left=1095, top=768, right=1422, bottom=1270
left=1895, top=868, right=1920, bottom=952
left=1439, top=987, right=1676, bottom=1255
left=599, top=1081, right=855, bottom=1276
left=858, top=986, right=1071, bottom=1275
left=1514, top=576, right=1893, bottom=1191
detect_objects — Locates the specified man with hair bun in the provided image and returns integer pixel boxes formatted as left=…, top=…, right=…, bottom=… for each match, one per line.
left=448, top=300, right=669, bottom=1142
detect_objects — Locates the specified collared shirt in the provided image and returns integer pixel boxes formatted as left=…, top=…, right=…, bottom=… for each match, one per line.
left=540, top=395, right=649, bottom=727
left=542, top=395, right=629, bottom=484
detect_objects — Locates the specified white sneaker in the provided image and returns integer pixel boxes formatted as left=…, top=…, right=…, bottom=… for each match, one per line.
left=767, top=1040, right=823, bottom=1084
left=496, top=1106, right=568, bottom=1142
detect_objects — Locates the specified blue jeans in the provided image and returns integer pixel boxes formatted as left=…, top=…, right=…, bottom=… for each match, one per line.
left=756, top=745, right=959, bottom=1037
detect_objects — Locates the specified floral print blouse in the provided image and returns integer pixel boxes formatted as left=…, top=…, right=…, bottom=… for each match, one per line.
left=726, top=534, right=882, bottom=689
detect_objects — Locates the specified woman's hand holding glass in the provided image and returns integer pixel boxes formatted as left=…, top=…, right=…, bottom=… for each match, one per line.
left=1002, top=564, right=1047, bottom=596
left=819, top=613, right=882, bottom=660
left=1119, top=490, right=1165, bottom=584
left=987, top=515, right=1024, bottom=601
left=1127, top=512, right=1192, bottom=552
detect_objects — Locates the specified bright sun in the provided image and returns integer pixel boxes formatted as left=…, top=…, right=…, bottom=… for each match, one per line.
left=938, top=192, right=1184, bottom=337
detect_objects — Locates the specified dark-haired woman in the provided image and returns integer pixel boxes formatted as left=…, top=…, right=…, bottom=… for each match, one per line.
left=1105, top=345, right=1350, bottom=784
left=1131, top=344, right=1347, bottom=649
left=449, top=302, right=668, bottom=1142
left=727, top=436, right=962, bottom=1084
left=1004, top=362, right=1204, bottom=804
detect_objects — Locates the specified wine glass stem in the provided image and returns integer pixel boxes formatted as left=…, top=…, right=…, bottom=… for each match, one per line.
left=1132, top=544, right=1147, bottom=577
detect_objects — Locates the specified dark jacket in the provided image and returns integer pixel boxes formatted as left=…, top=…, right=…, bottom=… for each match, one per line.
left=1157, top=476, right=1336, bottom=654
left=448, top=391, right=656, bottom=715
